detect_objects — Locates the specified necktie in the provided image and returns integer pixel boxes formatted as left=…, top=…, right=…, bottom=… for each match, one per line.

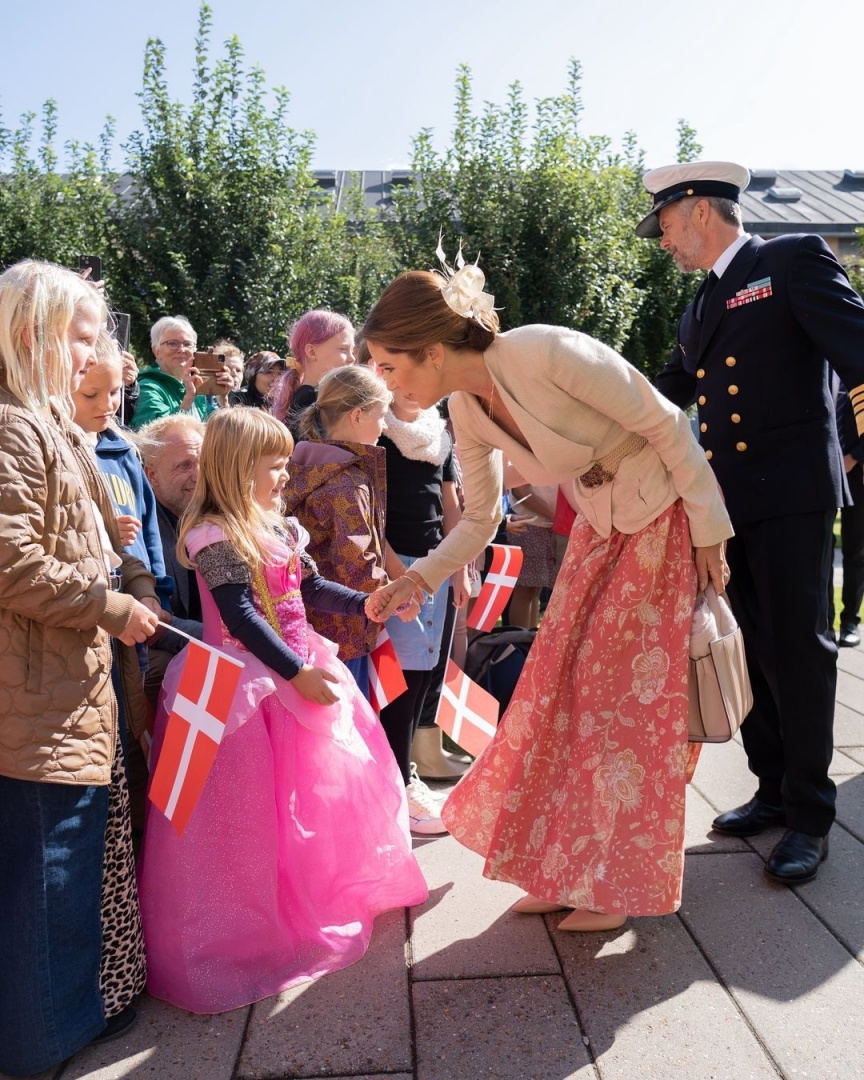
left=696, top=270, right=718, bottom=322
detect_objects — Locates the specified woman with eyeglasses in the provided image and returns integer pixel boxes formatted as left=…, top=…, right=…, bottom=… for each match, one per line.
left=131, top=317, right=231, bottom=430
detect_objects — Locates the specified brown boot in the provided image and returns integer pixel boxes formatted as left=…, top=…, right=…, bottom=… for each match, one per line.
left=411, top=726, right=471, bottom=782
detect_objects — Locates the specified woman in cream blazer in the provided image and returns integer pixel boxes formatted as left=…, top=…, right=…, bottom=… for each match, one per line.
left=363, top=269, right=732, bottom=932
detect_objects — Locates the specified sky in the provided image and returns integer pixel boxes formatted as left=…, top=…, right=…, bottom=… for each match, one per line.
left=3, top=0, right=862, bottom=174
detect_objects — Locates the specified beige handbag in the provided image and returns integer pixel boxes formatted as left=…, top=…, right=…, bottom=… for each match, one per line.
left=688, top=584, right=753, bottom=742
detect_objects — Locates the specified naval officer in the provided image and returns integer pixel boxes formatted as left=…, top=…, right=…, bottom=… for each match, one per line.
left=637, top=160, right=864, bottom=884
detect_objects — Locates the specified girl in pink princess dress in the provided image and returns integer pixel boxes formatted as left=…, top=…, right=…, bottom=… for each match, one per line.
left=137, top=408, right=427, bottom=1015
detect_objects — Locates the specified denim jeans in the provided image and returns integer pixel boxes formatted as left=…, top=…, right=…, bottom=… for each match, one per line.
left=344, top=654, right=370, bottom=701
left=0, top=774, right=109, bottom=1076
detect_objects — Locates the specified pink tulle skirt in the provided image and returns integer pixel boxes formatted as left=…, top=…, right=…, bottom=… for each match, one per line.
left=138, top=629, right=427, bottom=1014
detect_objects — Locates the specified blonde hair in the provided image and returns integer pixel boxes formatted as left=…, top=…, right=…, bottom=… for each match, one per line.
left=0, top=259, right=106, bottom=414
left=178, top=408, right=294, bottom=568
left=93, top=329, right=123, bottom=373
left=296, top=364, right=390, bottom=441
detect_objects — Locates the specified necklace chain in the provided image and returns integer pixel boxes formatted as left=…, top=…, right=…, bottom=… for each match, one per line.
left=488, top=382, right=495, bottom=425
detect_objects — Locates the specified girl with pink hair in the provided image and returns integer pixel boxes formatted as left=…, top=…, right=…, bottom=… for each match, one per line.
left=270, top=309, right=355, bottom=434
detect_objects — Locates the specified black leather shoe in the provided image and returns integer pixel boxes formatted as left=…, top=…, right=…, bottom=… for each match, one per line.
left=765, top=830, right=829, bottom=885
left=712, top=796, right=786, bottom=836
left=838, top=624, right=861, bottom=648
left=91, top=1006, right=137, bottom=1045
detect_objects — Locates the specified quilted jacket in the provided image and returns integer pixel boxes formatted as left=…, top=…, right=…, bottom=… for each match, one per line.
left=0, top=384, right=157, bottom=784
left=283, top=440, right=387, bottom=660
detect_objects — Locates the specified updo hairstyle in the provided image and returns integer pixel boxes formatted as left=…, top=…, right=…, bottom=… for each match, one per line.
left=361, top=270, right=499, bottom=360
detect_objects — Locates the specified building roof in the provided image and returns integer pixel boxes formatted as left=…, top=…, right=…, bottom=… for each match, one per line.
left=311, top=169, right=864, bottom=241
left=737, top=169, right=864, bottom=237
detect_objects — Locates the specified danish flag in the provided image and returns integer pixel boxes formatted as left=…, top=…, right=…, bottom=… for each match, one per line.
left=369, top=629, right=408, bottom=713
left=148, top=640, right=244, bottom=835
left=435, top=659, right=500, bottom=758
left=467, top=544, right=524, bottom=632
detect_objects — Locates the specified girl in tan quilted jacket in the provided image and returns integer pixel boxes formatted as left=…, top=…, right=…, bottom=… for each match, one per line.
left=0, top=260, right=160, bottom=1076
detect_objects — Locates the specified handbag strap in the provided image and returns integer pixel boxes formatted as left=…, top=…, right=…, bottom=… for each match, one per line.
left=702, top=583, right=737, bottom=637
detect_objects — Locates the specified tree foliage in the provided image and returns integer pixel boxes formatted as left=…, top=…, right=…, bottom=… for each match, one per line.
left=0, top=100, right=119, bottom=272
left=0, top=6, right=719, bottom=373
left=116, top=4, right=391, bottom=355
left=391, top=63, right=645, bottom=353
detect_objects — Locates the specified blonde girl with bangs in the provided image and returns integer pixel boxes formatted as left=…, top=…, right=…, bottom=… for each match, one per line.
left=0, top=260, right=161, bottom=1074
left=138, top=406, right=426, bottom=1015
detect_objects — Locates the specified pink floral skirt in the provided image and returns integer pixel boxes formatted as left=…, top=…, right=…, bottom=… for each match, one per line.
left=442, top=501, right=697, bottom=916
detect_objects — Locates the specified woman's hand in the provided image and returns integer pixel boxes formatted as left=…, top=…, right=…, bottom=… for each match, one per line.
left=292, top=664, right=339, bottom=705
left=505, top=513, right=529, bottom=534
left=120, top=351, right=139, bottom=387
left=116, top=514, right=142, bottom=546
left=694, top=542, right=729, bottom=594
left=182, top=367, right=205, bottom=408
left=365, top=576, right=416, bottom=622
left=117, top=600, right=160, bottom=645
left=451, top=566, right=471, bottom=609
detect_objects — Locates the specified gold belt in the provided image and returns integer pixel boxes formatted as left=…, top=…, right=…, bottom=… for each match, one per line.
left=578, top=433, right=648, bottom=489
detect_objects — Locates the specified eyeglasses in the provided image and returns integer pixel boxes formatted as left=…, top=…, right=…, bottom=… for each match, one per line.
left=161, top=340, right=196, bottom=352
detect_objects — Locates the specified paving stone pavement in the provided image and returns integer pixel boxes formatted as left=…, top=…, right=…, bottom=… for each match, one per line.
left=7, top=648, right=864, bottom=1080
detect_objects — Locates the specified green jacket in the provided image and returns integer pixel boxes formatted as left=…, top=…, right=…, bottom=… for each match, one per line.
left=130, top=367, right=214, bottom=430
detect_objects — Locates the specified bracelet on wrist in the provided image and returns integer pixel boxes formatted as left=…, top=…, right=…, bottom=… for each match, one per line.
left=401, top=570, right=429, bottom=602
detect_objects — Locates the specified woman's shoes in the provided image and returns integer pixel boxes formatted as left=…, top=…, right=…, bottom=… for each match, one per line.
left=510, top=894, right=568, bottom=914
left=410, top=726, right=471, bottom=781
left=510, top=895, right=626, bottom=929
left=557, top=909, right=627, bottom=932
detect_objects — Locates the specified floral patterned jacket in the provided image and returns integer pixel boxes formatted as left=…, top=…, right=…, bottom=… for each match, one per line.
left=283, top=439, right=388, bottom=660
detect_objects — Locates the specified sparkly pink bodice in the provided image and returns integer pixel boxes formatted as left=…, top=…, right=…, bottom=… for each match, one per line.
left=189, top=524, right=310, bottom=664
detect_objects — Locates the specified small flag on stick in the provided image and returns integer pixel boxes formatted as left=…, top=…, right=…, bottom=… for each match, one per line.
left=369, top=629, right=409, bottom=713
left=467, top=544, right=524, bottom=632
left=148, top=639, right=244, bottom=835
left=435, top=659, right=500, bottom=758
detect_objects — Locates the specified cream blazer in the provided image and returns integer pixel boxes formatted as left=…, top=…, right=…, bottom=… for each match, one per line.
left=411, top=325, right=733, bottom=591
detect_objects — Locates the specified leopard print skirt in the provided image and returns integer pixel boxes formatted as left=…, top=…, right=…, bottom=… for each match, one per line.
left=98, top=739, right=147, bottom=1018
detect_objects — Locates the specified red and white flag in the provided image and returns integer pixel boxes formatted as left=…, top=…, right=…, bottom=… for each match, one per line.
left=148, top=639, right=244, bottom=835
left=467, top=544, right=524, bottom=632
left=435, top=659, right=499, bottom=759
left=369, top=629, right=408, bottom=713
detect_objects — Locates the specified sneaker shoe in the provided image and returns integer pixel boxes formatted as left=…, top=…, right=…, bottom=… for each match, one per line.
left=409, top=762, right=448, bottom=802
left=406, top=770, right=449, bottom=835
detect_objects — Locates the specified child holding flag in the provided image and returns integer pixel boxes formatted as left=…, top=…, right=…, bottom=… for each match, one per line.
left=137, top=408, right=426, bottom=1015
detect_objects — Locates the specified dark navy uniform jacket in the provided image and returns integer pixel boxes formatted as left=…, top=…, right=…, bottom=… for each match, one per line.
left=656, top=233, right=864, bottom=525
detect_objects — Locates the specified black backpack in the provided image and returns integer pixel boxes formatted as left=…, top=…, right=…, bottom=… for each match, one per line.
left=464, top=626, right=537, bottom=715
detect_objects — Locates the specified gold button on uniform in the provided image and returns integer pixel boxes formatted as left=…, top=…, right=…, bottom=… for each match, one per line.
left=698, top=395, right=706, bottom=405
left=700, top=423, right=707, bottom=432
left=697, top=368, right=705, bottom=379
left=736, top=442, right=748, bottom=452
left=728, top=385, right=739, bottom=395
left=731, top=413, right=741, bottom=423
left=726, top=356, right=737, bottom=367
left=705, top=450, right=713, bottom=460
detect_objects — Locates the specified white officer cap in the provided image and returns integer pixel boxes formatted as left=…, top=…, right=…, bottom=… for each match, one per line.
left=635, top=161, right=750, bottom=238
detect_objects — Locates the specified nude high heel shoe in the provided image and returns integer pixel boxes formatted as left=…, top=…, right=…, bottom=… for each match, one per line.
left=556, top=909, right=627, bottom=932
left=510, top=894, right=568, bottom=914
